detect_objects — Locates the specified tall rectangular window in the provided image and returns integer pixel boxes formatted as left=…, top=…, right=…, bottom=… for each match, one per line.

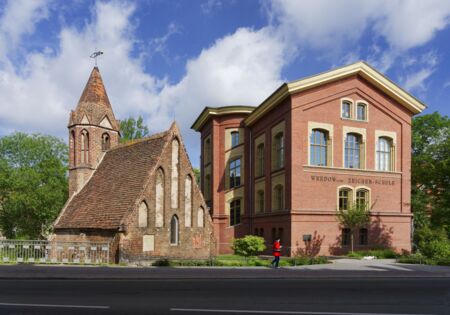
left=274, top=132, right=284, bottom=169
left=359, top=228, right=368, bottom=245
left=376, top=137, right=392, bottom=171
left=342, top=228, right=351, bottom=246
left=229, top=158, right=241, bottom=188
left=230, top=199, right=241, bottom=226
left=256, top=143, right=265, bottom=177
left=345, top=133, right=361, bottom=168
left=357, top=103, right=367, bottom=121
left=231, top=131, right=239, bottom=148
left=310, top=129, right=328, bottom=166
left=339, top=188, right=351, bottom=211
left=342, top=101, right=351, bottom=119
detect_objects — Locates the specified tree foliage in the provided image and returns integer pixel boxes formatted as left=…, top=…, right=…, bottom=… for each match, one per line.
left=411, top=112, right=450, bottom=237
left=232, top=235, right=266, bottom=257
left=119, top=116, right=149, bottom=143
left=0, top=133, right=68, bottom=239
left=336, top=202, right=370, bottom=253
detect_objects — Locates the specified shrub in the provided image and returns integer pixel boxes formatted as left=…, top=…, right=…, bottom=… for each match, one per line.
left=231, top=235, right=266, bottom=257
left=346, top=248, right=398, bottom=259
left=152, top=259, right=172, bottom=266
left=415, top=226, right=450, bottom=259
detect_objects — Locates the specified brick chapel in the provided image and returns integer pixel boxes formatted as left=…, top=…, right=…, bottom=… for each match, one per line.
left=52, top=67, right=215, bottom=263
left=192, top=61, right=426, bottom=256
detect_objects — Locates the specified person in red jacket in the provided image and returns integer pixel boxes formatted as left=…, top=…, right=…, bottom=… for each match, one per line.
left=271, top=238, right=282, bottom=268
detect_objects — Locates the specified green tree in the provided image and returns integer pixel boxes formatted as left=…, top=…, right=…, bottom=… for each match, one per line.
left=193, top=168, right=200, bottom=185
left=232, top=235, right=266, bottom=257
left=411, top=112, right=450, bottom=237
left=336, top=202, right=370, bottom=253
left=0, top=133, right=68, bottom=239
left=119, top=115, right=149, bottom=143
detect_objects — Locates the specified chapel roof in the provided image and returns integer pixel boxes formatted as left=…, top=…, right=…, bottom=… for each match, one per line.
left=54, top=130, right=170, bottom=230
left=68, top=67, right=120, bottom=130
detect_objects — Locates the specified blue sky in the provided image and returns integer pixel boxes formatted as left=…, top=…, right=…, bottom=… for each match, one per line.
left=0, top=0, right=449, bottom=166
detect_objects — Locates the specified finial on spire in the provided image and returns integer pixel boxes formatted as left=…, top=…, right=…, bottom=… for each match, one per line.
left=90, top=51, right=104, bottom=67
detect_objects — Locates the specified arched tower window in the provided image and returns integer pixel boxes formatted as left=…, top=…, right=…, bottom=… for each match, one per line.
left=185, top=175, right=193, bottom=227
left=80, top=129, right=89, bottom=164
left=170, top=215, right=179, bottom=245
left=70, top=130, right=76, bottom=166
left=197, top=207, right=204, bottom=228
left=138, top=201, right=148, bottom=228
left=102, top=133, right=110, bottom=151
left=155, top=168, right=165, bottom=227
left=171, top=139, right=180, bottom=208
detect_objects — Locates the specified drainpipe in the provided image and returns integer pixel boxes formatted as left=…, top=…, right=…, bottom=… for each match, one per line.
left=248, top=127, right=253, bottom=235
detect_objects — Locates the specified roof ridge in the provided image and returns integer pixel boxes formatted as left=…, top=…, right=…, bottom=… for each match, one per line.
left=107, top=130, right=169, bottom=152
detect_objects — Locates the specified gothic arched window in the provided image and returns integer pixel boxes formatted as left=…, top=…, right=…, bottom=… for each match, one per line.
left=102, top=133, right=110, bottom=151
left=184, top=175, right=193, bottom=227
left=80, top=129, right=89, bottom=164
left=170, top=215, right=179, bottom=245
left=155, top=168, right=165, bottom=227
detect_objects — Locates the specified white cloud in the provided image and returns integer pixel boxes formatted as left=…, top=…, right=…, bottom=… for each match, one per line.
left=270, top=0, right=450, bottom=68
left=201, top=0, right=222, bottom=15
left=0, top=1, right=287, bottom=164
left=401, top=68, right=435, bottom=92
left=443, top=81, right=450, bottom=89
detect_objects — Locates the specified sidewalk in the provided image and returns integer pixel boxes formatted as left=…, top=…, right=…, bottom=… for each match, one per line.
left=0, top=259, right=449, bottom=279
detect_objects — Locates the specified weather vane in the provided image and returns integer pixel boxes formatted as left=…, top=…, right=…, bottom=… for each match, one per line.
left=90, top=51, right=104, bottom=66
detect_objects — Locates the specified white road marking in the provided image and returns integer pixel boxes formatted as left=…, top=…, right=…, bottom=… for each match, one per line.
left=0, top=302, right=109, bottom=309
left=170, top=309, right=435, bottom=315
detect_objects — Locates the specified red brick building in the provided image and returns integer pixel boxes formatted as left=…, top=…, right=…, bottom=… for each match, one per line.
left=52, top=67, right=215, bottom=263
left=192, top=62, right=425, bottom=256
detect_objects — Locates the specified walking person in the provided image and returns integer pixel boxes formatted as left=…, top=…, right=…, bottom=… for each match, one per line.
left=271, top=238, right=282, bottom=268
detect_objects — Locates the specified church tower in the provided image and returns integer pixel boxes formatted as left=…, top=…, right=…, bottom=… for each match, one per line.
left=68, top=67, right=120, bottom=197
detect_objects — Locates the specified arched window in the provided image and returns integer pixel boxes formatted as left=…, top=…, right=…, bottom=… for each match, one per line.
left=229, top=158, right=241, bottom=188
left=230, top=199, right=241, bottom=226
left=376, top=137, right=393, bottom=171
left=345, top=133, right=361, bottom=168
left=138, top=201, right=148, bottom=228
left=310, top=129, right=328, bottom=166
left=102, top=133, right=110, bottom=151
left=359, top=228, right=368, bottom=245
left=155, top=168, right=164, bottom=227
left=339, top=188, right=352, bottom=211
left=171, top=139, right=179, bottom=208
left=231, top=131, right=239, bottom=147
left=274, top=185, right=284, bottom=211
left=342, top=101, right=352, bottom=119
left=273, top=132, right=284, bottom=169
left=71, top=130, right=76, bottom=166
left=170, top=215, right=179, bottom=245
left=256, top=143, right=265, bottom=177
left=80, top=129, right=89, bottom=164
left=256, top=190, right=265, bottom=214
left=356, top=189, right=369, bottom=210
left=356, top=103, right=367, bottom=121
left=197, top=207, right=204, bottom=228
left=204, top=174, right=211, bottom=201
left=184, top=176, right=193, bottom=227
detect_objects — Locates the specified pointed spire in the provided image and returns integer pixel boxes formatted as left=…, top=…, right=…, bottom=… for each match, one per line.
left=78, top=67, right=111, bottom=107
left=69, top=67, right=119, bottom=130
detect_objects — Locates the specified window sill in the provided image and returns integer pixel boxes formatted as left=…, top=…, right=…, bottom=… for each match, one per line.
left=341, top=117, right=368, bottom=123
left=225, top=185, right=244, bottom=193
left=303, top=165, right=402, bottom=175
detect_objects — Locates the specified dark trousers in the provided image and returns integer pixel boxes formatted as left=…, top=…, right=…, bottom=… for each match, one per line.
left=271, top=256, right=280, bottom=267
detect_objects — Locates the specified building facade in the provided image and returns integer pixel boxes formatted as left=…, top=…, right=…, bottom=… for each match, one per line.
left=53, top=67, right=215, bottom=263
left=192, top=62, right=425, bottom=256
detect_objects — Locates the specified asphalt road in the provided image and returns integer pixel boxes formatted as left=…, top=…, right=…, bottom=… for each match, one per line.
left=0, top=277, right=448, bottom=315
